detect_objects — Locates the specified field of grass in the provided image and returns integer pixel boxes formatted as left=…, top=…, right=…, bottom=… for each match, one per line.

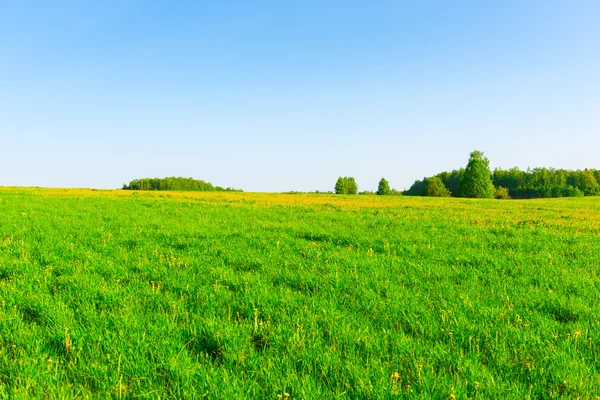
left=1, top=187, right=599, bottom=398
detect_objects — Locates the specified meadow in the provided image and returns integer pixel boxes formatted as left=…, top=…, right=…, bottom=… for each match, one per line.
left=0, top=187, right=599, bottom=398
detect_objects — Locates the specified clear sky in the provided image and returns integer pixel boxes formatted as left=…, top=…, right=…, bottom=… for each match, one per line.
left=1, top=1, right=599, bottom=192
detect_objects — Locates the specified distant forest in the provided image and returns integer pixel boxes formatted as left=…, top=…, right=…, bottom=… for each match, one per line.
left=404, top=158, right=600, bottom=199
left=334, top=151, right=599, bottom=199
left=122, top=153, right=599, bottom=200
left=122, top=177, right=241, bottom=192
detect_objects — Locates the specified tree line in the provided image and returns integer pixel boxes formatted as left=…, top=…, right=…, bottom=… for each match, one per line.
left=403, top=151, right=599, bottom=199
left=334, top=151, right=599, bottom=199
left=122, top=177, right=241, bottom=192
left=334, top=176, right=402, bottom=195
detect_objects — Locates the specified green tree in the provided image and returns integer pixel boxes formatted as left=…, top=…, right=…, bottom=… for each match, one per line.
left=594, top=170, right=600, bottom=189
left=335, top=177, right=358, bottom=194
left=422, top=176, right=451, bottom=197
left=377, top=178, right=391, bottom=195
left=335, top=177, right=347, bottom=194
left=403, top=178, right=426, bottom=196
left=437, top=169, right=464, bottom=197
left=493, top=167, right=524, bottom=194
left=575, top=170, right=599, bottom=196
left=458, top=150, right=495, bottom=198
left=346, top=177, right=358, bottom=194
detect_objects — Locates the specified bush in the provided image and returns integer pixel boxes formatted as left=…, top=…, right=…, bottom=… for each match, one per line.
left=494, top=186, right=511, bottom=199
left=423, top=176, right=451, bottom=197
left=561, top=186, right=584, bottom=197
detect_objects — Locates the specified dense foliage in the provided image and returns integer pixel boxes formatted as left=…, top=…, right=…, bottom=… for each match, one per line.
left=494, top=186, right=511, bottom=200
left=422, top=176, right=451, bottom=197
left=1, top=188, right=600, bottom=398
left=334, top=177, right=358, bottom=194
left=457, top=151, right=495, bottom=198
left=122, top=177, right=241, bottom=192
left=376, top=178, right=391, bottom=195
left=492, top=167, right=597, bottom=198
left=403, top=170, right=465, bottom=197
left=405, top=151, right=599, bottom=199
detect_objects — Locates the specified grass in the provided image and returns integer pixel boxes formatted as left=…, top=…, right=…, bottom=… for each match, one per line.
left=0, top=187, right=599, bottom=398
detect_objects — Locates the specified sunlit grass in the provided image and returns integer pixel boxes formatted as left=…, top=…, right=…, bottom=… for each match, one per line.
left=1, top=187, right=599, bottom=398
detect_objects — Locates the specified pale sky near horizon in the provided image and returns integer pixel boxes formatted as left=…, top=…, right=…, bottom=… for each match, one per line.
left=1, top=1, right=599, bottom=192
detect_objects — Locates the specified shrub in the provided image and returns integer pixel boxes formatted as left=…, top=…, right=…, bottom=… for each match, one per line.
left=561, top=186, right=584, bottom=197
left=494, top=186, right=511, bottom=199
left=423, top=176, right=451, bottom=197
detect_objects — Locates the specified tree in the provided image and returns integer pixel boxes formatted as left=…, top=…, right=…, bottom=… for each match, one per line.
left=346, top=177, right=358, bottom=194
left=403, top=178, right=426, bottom=196
left=493, top=167, right=524, bottom=194
left=335, top=177, right=346, bottom=194
left=594, top=170, right=600, bottom=189
left=437, top=169, right=464, bottom=197
left=377, top=178, right=391, bottom=195
left=458, top=150, right=495, bottom=198
left=422, top=176, right=451, bottom=197
left=574, top=170, right=599, bottom=196
left=334, top=177, right=358, bottom=194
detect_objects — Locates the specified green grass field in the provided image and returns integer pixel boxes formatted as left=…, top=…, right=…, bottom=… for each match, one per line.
left=1, top=188, right=599, bottom=398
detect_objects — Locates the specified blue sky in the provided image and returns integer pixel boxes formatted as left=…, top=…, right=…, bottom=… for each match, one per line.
left=1, top=1, right=599, bottom=192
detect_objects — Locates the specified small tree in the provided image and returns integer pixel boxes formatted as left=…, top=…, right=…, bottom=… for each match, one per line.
left=346, top=177, right=358, bottom=194
left=377, top=178, right=391, bottom=195
left=423, top=176, right=451, bottom=197
left=335, top=177, right=358, bottom=194
left=578, top=170, right=599, bottom=196
left=458, top=150, right=495, bottom=198
left=335, top=177, right=347, bottom=194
